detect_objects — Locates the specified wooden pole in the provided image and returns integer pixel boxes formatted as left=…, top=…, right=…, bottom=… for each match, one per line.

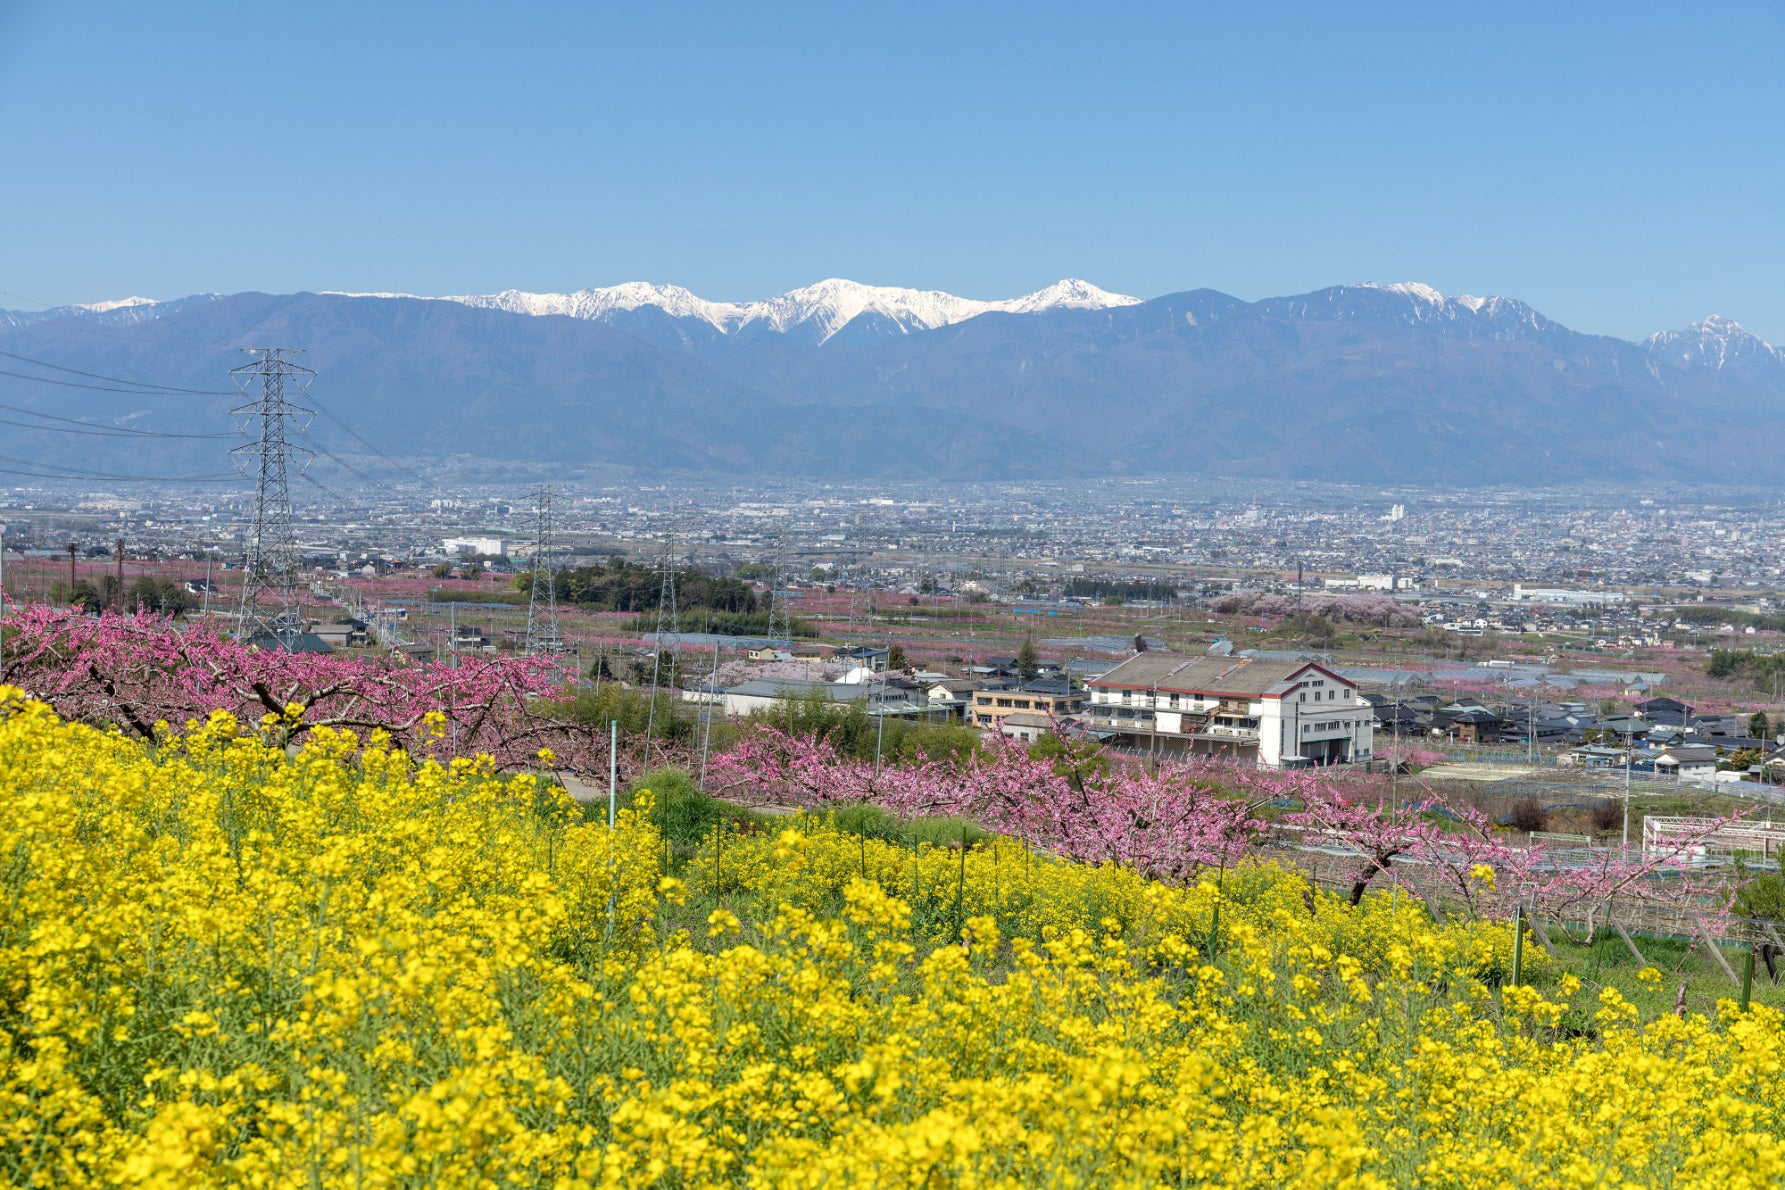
left=1695, top=916, right=1739, bottom=983
left=1510, top=904, right=1524, bottom=987
left=1613, top=920, right=1648, bottom=968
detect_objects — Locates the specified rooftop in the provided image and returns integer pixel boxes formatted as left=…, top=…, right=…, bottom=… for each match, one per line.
left=1089, top=654, right=1330, bottom=697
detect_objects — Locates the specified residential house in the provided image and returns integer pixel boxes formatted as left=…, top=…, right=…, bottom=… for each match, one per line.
left=969, top=679, right=1086, bottom=731
left=993, top=711, right=1054, bottom=745
left=1435, top=706, right=1503, bottom=745
left=925, top=678, right=978, bottom=720
left=748, top=646, right=793, bottom=662
left=1652, top=744, right=1717, bottom=783
left=1559, top=745, right=1629, bottom=769
left=833, top=646, right=889, bottom=672
left=1085, top=654, right=1374, bottom=768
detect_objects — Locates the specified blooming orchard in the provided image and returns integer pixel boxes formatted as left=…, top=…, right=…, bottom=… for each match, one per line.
left=1, top=605, right=612, bottom=775
left=3, top=688, right=1781, bottom=1187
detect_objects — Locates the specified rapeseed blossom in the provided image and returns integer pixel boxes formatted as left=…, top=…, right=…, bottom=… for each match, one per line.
left=1, top=686, right=1781, bottom=1187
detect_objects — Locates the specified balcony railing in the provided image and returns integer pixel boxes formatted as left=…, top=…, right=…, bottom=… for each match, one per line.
left=1088, top=712, right=1259, bottom=742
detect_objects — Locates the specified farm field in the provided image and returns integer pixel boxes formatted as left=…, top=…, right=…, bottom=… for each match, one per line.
left=3, top=688, right=1782, bottom=1187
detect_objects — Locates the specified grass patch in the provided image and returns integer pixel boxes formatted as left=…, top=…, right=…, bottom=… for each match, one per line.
left=806, top=803, right=989, bottom=849
left=613, top=767, right=773, bottom=851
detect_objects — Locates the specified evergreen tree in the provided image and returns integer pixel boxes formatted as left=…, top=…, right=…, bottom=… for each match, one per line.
left=1016, top=635, right=1040, bottom=680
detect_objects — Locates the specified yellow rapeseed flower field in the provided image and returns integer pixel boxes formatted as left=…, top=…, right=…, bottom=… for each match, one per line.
left=2, top=686, right=1781, bottom=1187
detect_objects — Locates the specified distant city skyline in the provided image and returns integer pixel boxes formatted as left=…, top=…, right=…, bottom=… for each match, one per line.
left=2, top=1, right=1780, bottom=343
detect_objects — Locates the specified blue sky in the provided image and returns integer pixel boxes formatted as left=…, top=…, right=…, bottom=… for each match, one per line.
left=2, top=1, right=1780, bottom=341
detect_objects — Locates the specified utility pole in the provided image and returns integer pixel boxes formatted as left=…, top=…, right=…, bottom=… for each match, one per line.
left=699, top=640, right=720, bottom=791
left=523, top=485, right=562, bottom=655
left=67, top=542, right=77, bottom=596
left=229, top=348, right=315, bottom=642
left=114, top=537, right=124, bottom=613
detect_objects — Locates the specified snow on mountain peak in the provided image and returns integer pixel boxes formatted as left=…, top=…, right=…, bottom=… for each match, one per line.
left=1368, top=281, right=1446, bottom=305
left=1644, top=314, right=1780, bottom=371
left=74, top=296, right=158, bottom=313
left=994, top=279, right=1142, bottom=314
left=435, top=278, right=1140, bottom=341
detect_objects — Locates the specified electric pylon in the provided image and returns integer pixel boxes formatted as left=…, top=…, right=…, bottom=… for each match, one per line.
left=765, top=539, right=792, bottom=647
left=524, top=485, right=563, bottom=654
left=849, top=566, right=873, bottom=632
left=651, top=535, right=680, bottom=646
left=229, top=348, right=315, bottom=641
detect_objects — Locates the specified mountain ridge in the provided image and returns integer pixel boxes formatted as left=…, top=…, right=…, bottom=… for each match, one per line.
left=1, top=281, right=1780, bottom=486
left=10, top=279, right=1774, bottom=365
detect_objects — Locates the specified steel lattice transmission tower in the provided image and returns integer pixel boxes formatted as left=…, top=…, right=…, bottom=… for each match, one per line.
left=524, top=485, right=564, bottom=654
left=764, top=538, right=793, bottom=646
left=651, top=535, right=681, bottom=650
left=849, top=565, right=874, bottom=632
left=229, top=348, right=315, bottom=641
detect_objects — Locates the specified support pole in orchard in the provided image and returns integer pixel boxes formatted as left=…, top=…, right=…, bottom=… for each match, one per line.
left=1509, top=903, right=1524, bottom=989
left=605, top=718, right=619, bottom=940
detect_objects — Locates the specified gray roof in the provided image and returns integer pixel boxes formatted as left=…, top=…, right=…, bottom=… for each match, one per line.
left=1654, top=745, right=1716, bottom=762
left=1090, top=653, right=1330, bottom=697
left=726, top=678, right=916, bottom=705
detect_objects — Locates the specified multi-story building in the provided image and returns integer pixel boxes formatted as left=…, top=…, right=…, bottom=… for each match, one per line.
left=1086, top=654, right=1373, bottom=768
left=969, top=679, right=1087, bottom=731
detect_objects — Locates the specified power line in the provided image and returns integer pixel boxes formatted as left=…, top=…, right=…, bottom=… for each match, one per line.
left=0, top=365, right=235, bottom=396
left=0, top=453, right=236, bottom=483
left=305, top=394, right=431, bottom=485
left=0, top=348, right=236, bottom=395
left=0, top=467, right=234, bottom=485
left=295, top=429, right=402, bottom=494
left=1, top=337, right=424, bottom=487
left=0, top=404, right=238, bottom=439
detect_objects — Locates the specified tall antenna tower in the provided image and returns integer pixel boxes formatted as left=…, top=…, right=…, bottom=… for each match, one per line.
left=524, top=485, right=563, bottom=654
left=229, top=348, right=315, bottom=641
left=765, top=538, right=792, bottom=646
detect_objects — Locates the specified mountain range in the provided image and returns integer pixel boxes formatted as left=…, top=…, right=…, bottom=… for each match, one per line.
left=2, top=279, right=1780, bottom=486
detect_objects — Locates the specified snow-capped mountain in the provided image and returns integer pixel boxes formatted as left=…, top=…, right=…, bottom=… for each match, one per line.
left=432, top=277, right=1139, bottom=342
left=0, top=293, right=220, bottom=329
left=442, top=283, right=744, bottom=329
left=1643, top=315, right=1784, bottom=374
left=5, top=279, right=1784, bottom=486
left=1256, top=282, right=1565, bottom=341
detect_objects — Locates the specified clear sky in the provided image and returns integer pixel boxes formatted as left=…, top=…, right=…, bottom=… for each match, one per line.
left=1, top=1, right=1780, bottom=342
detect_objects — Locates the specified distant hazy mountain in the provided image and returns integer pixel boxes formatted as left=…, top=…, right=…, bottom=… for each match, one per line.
left=1, top=280, right=1779, bottom=485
